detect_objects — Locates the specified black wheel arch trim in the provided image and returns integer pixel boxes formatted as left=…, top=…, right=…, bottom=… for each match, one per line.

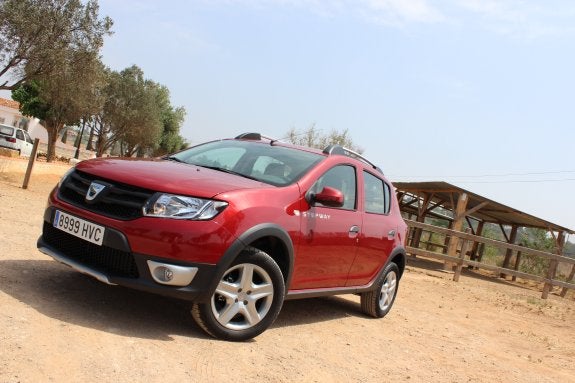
left=204, top=223, right=295, bottom=301
left=386, top=245, right=407, bottom=278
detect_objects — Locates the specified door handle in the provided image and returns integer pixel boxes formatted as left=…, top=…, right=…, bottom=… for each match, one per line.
left=387, top=230, right=396, bottom=240
left=349, top=225, right=360, bottom=238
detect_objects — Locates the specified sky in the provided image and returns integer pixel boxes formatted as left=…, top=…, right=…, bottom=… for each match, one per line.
left=84, top=0, right=575, bottom=234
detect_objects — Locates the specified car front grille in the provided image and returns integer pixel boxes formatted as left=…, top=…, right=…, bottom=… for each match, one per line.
left=43, top=222, right=139, bottom=279
left=58, top=170, right=154, bottom=220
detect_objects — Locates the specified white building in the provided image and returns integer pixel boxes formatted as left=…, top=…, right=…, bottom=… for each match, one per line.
left=0, top=97, right=48, bottom=141
left=0, top=97, right=23, bottom=127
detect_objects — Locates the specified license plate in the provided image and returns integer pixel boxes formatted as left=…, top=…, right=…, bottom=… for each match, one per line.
left=53, top=210, right=105, bottom=246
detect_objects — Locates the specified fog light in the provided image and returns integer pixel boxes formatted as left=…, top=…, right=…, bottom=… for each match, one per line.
left=155, top=266, right=174, bottom=282
left=147, top=260, right=198, bottom=286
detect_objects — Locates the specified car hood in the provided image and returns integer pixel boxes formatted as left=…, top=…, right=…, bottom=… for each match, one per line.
left=75, top=158, right=268, bottom=198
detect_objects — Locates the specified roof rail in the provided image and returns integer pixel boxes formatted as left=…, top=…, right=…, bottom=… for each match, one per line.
left=323, top=144, right=383, bottom=174
left=235, top=132, right=280, bottom=143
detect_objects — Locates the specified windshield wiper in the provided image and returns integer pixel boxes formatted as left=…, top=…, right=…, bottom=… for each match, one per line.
left=165, top=156, right=186, bottom=163
left=199, top=165, right=260, bottom=182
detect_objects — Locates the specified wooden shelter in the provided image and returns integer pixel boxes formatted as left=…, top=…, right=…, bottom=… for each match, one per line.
left=394, top=181, right=575, bottom=298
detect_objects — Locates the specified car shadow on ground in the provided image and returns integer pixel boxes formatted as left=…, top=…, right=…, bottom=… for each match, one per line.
left=275, top=296, right=364, bottom=328
left=0, top=259, right=201, bottom=341
left=0, top=259, right=365, bottom=341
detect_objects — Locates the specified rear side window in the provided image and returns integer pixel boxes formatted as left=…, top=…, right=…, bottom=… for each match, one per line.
left=16, top=130, right=24, bottom=141
left=364, top=171, right=391, bottom=214
left=24, top=131, right=33, bottom=144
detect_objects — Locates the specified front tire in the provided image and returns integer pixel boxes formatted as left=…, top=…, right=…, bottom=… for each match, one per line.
left=360, top=262, right=399, bottom=318
left=192, top=247, right=285, bottom=341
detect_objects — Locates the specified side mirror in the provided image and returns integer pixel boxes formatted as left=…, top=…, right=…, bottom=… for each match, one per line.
left=310, top=186, right=344, bottom=208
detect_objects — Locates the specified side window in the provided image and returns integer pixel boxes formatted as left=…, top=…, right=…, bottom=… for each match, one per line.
left=364, top=171, right=391, bottom=214
left=16, top=130, right=24, bottom=141
left=312, top=165, right=356, bottom=210
left=24, top=131, right=33, bottom=144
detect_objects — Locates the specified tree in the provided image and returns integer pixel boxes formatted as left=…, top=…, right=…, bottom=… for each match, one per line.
left=285, top=125, right=363, bottom=153
left=152, top=85, right=187, bottom=156
left=91, top=66, right=187, bottom=158
left=0, top=0, right=112, bottom=90
left=519, top=228, right=556, bottom=252
left=518, top=228, right=556, bottom=277
left=92, top=66, right=154, bottom=157
left=12, top=52, right=106, bottom=162
left=12, top=53, right=106, bottom=161
left=6, top=0, right=111, bottom=162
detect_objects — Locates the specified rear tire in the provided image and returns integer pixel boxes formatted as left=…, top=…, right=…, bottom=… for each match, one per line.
left=361, top=262, right=399, bottom=318
left=192, top=247, right=285, bottom=341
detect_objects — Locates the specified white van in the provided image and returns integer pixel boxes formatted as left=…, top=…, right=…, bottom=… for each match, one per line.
left=0, top=123, right=34, bottom=157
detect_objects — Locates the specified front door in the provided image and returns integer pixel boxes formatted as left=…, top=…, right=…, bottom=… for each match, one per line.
left=291, top=165, right=361, bottom=289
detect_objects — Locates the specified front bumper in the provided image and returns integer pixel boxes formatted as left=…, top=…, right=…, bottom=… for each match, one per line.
left=38, top=209, right=218, bottom=302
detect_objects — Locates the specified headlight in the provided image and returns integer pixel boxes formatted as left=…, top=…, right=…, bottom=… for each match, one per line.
left=143, top=193, right=228, bottom=220
left=58, top=167, right=76, bottom=188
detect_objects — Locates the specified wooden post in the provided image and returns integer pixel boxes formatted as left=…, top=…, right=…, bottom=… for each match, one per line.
left=468, top=221, right=484, bottom=269
left=453, top=228, right=472, bottom=282
left=413, top=193, right=432, bottom=249
left=560, top=264, right=575, bottom=297
left=442, top=221, right=452, bottom=255
left=500, top=225, right=518, bottom=279
left=512, top=251, right=522, bottom=282
left=426, top=232, right=433, bottom=251
left=542, top=231, right=565, bottom=299
left=22, top=138, right=40, bottom=190
left=445, top=192, right=468, bottom=270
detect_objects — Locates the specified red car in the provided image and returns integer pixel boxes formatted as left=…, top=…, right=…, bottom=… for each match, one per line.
left=38, top=133, right=407, bottom=341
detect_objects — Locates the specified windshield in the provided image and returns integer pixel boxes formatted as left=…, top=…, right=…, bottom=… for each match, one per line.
left=169, top=140, right=324, bottom=186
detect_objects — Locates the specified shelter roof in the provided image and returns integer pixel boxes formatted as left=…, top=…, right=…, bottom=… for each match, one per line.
left=394, top=181, right=574, bottom=234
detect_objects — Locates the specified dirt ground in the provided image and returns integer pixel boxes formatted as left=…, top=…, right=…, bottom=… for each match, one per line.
left=1, top=157, right=574, bottom=383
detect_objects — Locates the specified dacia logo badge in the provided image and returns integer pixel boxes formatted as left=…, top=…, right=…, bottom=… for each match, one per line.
left=86, top=182, right=106, bottom=202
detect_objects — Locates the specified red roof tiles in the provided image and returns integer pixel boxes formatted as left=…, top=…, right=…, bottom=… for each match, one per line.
left=0, top=97, right=20, bottom=110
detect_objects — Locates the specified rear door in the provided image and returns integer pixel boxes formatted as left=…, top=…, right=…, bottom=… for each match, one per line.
left=346, top=170, right=396, bottom=286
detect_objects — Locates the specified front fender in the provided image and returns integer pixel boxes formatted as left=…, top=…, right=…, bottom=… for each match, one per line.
left=200, top=223, right=295, bottom=302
